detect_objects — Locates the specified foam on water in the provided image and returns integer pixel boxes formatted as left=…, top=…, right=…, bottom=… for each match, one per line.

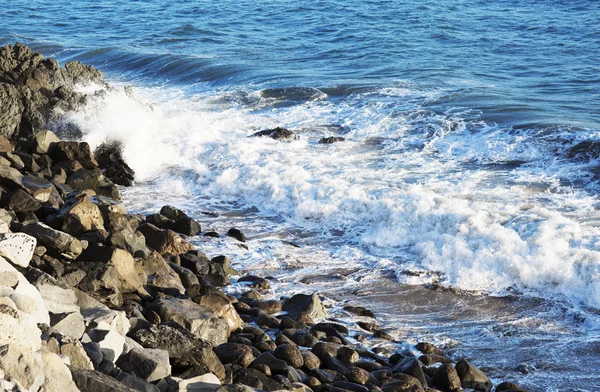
left=58, top=83, right=600, bottom=314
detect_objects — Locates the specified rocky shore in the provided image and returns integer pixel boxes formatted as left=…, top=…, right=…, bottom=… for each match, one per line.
left=0, top=43, right=528, bottom=392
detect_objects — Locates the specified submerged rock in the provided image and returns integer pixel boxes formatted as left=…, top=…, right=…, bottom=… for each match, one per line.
left=250, top=127, right=297, bottom=141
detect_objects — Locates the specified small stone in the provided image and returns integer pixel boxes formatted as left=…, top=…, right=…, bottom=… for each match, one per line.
left=226, top=228, right=247, bottom=242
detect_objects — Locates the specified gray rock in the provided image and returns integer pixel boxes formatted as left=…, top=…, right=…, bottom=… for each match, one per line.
left=214, top=343, right=254, bottom=368
left=138, top=223, right=195, bottom=256
left=16, top=221, right=83, bottom=259
left=69, top=366, right=138, bottom=392
left=455, top=359, right=493, bottom=392
left=61, top=340, right=94, bottom=370
left=116, top=348, right=171, bottom=382
left=283, top=293, right=327, bottom=320
left=51, top=311, right=86, bottom=340
left=67, top=168, right=121, bottom=200
left=145, top=298, right=229, bottom=345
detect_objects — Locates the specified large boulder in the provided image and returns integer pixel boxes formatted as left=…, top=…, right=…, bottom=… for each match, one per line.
left=77, top=245, right=148, bottom=295
left=455, top=359, right=493, bottom=392
left=144, top=297, right=229, bottom=346
left=69, top=367, right=137, bottom=392
left=116, top=348, right=171, bottom=382
left=50, top=141, right=98, bottom=170
left=138, top=223, right=195, bottom=256
left=131, top=322, right=225, bottom=380
left=106, top=212, right=148, bottom=257
left=94, top=141, right=135, bottom=186
left=0, top=83, right=24, bottom=139
left=0, top=232, right=36, bottom=267
left=15, top=221, right=83, bottom=259
left=141, top=251, right=185, bottom=294
left=283, top=293, right=327, bottom=320
left=67, top=168, right=121, bottom=200
left=186, top=285, right=242, bottom=332
left=57, top=195, right=106, bottom=237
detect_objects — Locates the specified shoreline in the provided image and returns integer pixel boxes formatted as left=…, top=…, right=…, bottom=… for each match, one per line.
left=0, top=43, right=528, bottom=392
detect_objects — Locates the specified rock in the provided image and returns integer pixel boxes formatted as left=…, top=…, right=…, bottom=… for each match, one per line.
left=233, top=367, right=284, bottom=391
left=302, top=351, right=321, bottom=370
left=16, top=221, right=83, bottom=259
left=142, top=251, right=185, bottom=294
left=77, top=245, right=148, bottom=294
left=131, top=322, right=225, bottom=381
left=415, top=342, right=444, bottom=356
left=172, top=217, right=201, bottom=236
left=455, top=359, right=493, bottom=392
left=345, top=367, right=370, bottom=385
left=23, top=175, right=54, bottom=202
left=138, top=223, right=195, bottom=256
left=250, top=352, right=288, bottom=374
left=116, top=348, right=171, bottom=382
left=214, top=343, right=254, bottom=367
left=274, top=344, right=304, bottom=368
left=145, top=298, right=229, bottom=345
left=318, top=137, right=345, bottom=144
left=0, top=301, right=43, bottom=353
left=94, top=141, right=135, bottom=186
left=0, top=208, right=12, bottom=232
left=373, top=330, right=394, bottom=341
left=178, top=373, right=222, bottom=392
left=0, top=344, right=44, bottom=390
left=432, top=363, right=460, bottom=391
left=380, top=380, right=424, bottom=392
left=419, top=354, right=450, bottom=366
left=237, top=275, right=269, bottom=289
left=283, top=293, right=327, bottom=320
left=6, top=188, right=42, bottom=212
left=0, top=232, right=36, bottom=267
left=88, top=328, right=125, bottom=362
left=169, top=262, right=200, bottom=288
left=36, top=283, right=79, bottom=314
left=251, top=299, right=282, bottom=314
left=69, top=366, right=138, bottom=392
left=0, top=163, right=24, bottom=189
left=357, top=321, right=379, bottom=332
left=50, top=141, right=98, bottom=170
left=61, top=340, right=94, bottom=370
left=67, top=168, right=120, bottom=200
left=250, top=127, right=297, bottom=141
left=496, top=381, right=526, bottom=391
left=38, top=350, right=81, bottom=391
left=0, top=83, right=24, bottom=139
left=0, top=256, right=49, bottom=324
left=226, top=228, right=247, bottom=242
left=51, top=311, right=86, bottom=340
left=392, top=357, right=426, bottom=388
left=76, top=296, right=129, bottom=336
left=58, top=195, right=105, bottom=236
left=34, top=129, right=60, bottom=154
left=187, top=285, right=242, bottom=332
left=106, top=211, right=148, bottom=257
left=343, top=306, right=375, bottom=318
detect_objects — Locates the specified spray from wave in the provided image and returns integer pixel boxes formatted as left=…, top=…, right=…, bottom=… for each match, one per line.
left=55, top=82, right=600, bottom=311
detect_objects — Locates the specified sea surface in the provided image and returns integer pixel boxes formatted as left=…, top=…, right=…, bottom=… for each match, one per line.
left=3, top=0, right=600, bottom=390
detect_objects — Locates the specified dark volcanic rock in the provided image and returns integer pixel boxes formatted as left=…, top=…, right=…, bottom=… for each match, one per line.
left=227, top=227, right=247, bottom=242
left=50, top=141, right=98, bottom=170
left=94, top=140, right=135, bottom=186
left=318, top=136, right=345, bottom=144
left=250, top=127, right=297, bottom=141
left=67, top=168, right=121, bottom=199
left=343, top=305, right=375, bottom=318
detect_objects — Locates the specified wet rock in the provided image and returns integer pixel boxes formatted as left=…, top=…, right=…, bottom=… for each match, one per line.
left=145, top=297, right=229, bottom=345
left=357, top=321, right=379, bottom=332
left=237, top=275, right=269, bottom=289
left=432, top=363, right=460, bottom=391
left=343, top=305, right=375, bottom=318
left=392, top=357, right=426, bottom=388
left=116, top=347, right=171, bottom=382
left=496, top=381, right=527, bottom=391
left=415, top=342, right=444, bottom=356
left=138, top=223, right=195, bottom=256
left=455, top=359, right=493, bottom=392
left=251, top=127, right=297, bottom=142
left=168, top=262, right=200, bottom=288
left=215, top=343, right=255, bottom=367
left=318, top=137, right=345, bottom=144
left=419, top=354, right=451, bottom=366
left=227, top=227, right=247, bottom=242
left=274, top=343, right=304, bottom=368
left=50, top=141, right=98, bottom=170
left=373, top=329, right=394, bottom=341
left=131, top=322, right=225, bottom=380
left=251, top=299, right=282, bottom=314
left=67, top=168, right=121, bottom=200
left=172, top=217, right=201, bottom=236
left=283, top=293, right=327, bottom=319
left=94, top=141, right=135, bottom=186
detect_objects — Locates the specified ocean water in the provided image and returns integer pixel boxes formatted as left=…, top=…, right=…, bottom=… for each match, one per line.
left=3, top=0, right=600, bottom=389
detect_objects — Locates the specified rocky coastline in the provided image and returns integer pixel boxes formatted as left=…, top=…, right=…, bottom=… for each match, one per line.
left=0, top=43, right=528, bottom=392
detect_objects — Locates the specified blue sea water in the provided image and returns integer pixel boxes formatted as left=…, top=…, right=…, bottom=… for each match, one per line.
left=3, top=0, right=600, bottom=390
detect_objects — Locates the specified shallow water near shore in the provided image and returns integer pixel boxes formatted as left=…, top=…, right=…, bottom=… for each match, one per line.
left=3, top=0, right=600, bottom=389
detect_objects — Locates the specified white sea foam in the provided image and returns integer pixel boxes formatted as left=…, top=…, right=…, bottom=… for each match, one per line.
left=61, top=83, right=600, bottom=310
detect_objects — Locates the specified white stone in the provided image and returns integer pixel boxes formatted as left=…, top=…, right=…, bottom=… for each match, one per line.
left=0, top=233, right=36, bottom=268
left=81, top=306, right=129, bottom=336
left=37, top=350, right=80, bottom=392
left=90, top=329, right=125, bottom=362
left=0, top=256, right=49, bottom=324
left=178, top=373, right=221, bottom=392
left=0, top=271, right=18, bottom=287
left=0, top=309, right=42, bottom=352
left=123, top=336, right=144, bottom=354
left=10, top=293, right=39, bottom=315
left=37, top=283, right=80, bottom=315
